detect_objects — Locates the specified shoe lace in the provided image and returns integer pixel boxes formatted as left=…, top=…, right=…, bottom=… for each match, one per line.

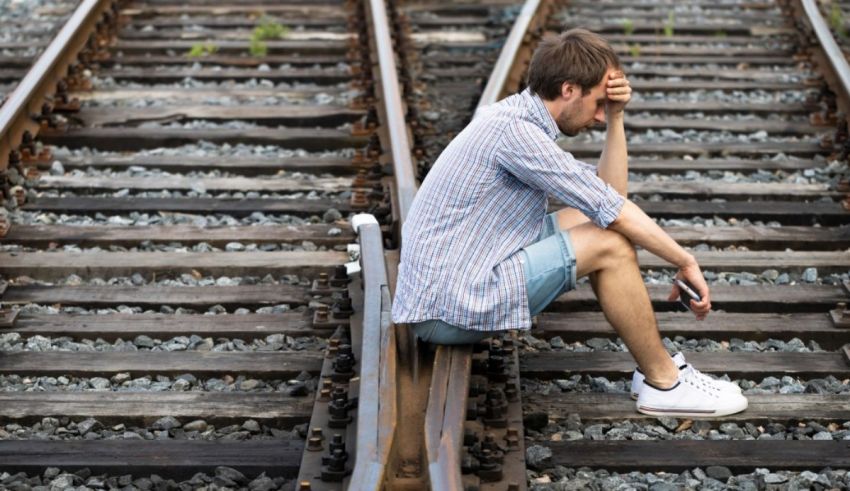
left=680, top=365, right=722, bottom=397
left=685, top=364, right=730, bottom=387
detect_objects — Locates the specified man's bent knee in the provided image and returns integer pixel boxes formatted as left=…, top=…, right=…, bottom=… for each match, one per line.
left=604, top=228, right=637, bottom=263
left=572, top=224, right=636, bottom=277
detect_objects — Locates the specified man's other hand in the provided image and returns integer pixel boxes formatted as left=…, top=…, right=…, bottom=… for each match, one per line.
left=606, top=70, right=631, bottom=116
left=668, top=262, right=711, bottom=321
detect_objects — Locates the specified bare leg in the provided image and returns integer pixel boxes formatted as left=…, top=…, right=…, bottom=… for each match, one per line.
left=565, top=218, right=678, bottom=388
left=555, top=209, right=601, bottom=296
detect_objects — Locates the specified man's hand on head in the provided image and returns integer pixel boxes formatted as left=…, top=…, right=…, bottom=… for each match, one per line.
left=605, top=70, right=631, bottom=116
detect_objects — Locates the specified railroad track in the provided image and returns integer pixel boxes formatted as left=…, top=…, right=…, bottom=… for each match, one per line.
left=0, top=0, right=84, bottom=106
left=0, top=0, right=848, bottom=490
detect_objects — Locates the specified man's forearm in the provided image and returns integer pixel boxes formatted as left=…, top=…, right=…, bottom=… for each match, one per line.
left=598, top=112, right=628, bottom=196
left=608, top=200, right=695, bottom=268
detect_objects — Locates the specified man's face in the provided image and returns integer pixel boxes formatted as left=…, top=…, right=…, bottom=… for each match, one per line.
left=554, top=71, right=611, bottom=136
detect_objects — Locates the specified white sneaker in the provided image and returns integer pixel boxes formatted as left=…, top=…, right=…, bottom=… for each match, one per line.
left=636, top=365, right=749, bottom=417
left=630, top=352, right=741, bottom=400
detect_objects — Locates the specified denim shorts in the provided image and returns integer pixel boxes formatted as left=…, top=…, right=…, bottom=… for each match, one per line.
left=412, top=212, right=577, bottom=345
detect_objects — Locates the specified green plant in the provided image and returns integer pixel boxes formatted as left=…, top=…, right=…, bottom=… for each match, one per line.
left=249, top=16, right=290, bottom=57
left=714, top=30, right=727, bottom=38
left=249, top=37, right=268, bottom=57
left=663, top=11, right=675, bottom=38
left=187, top=42, right=218, bottom=58
left=829, top=4, right=847, bottom=39
left=254, top=16, right=289, bottom=40
left=628, top=43, right=641, bottom=57
left=623, top=18, right=635, bottom=36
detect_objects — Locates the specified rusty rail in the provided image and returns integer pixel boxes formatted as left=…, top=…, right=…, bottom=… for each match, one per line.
left=795, top=0, right=850, bottom=112
left=478, top=0, right=542, bottom=106
left=352, top=0, right=557, bottom=487
left=349, top=216, right=396, bottom=490
left=346, top=0, right=418, bottom=488
left=421, top=1, right=559, bottom=489
left=366, top=0, right=418, bottom=223
left=0, top=0, right=114, bottom=172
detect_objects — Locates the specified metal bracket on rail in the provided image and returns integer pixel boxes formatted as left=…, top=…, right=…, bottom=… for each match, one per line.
left=464, top=335, right=527, bottom=490
left=0, top=281, right=16, bottom=328
left=0, top=0, right=120, bottom=175
left=296, top=212, right=395, bottom=491
left=831, top=279, right=850, bottom=330
left=52, top=80, right=81, bottom=114
left=0, top=310, right=19, bottom=329
left=829, top=302, right=850, bottom=329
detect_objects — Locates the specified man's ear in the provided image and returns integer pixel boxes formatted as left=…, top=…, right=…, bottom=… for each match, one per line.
left=561, top=81, right=577, bottom=101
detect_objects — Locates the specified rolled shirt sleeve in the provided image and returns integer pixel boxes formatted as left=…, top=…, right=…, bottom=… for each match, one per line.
left=498, top=119, right=625, bottom=228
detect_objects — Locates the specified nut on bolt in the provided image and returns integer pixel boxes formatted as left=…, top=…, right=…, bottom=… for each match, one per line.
left=307, top=436, right=323, bottom=451
left=351, top=189, right=369, bottom=208
left=331, top=265, right=349, bottom=286
left=505, top=427, right=520, bottom=450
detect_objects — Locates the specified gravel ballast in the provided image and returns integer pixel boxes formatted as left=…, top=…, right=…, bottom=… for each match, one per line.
left=0, top=467, right=294, bottom=491
left=527, top=466, right=848, bottom=490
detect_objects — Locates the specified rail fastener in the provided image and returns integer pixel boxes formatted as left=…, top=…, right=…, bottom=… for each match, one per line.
left=829, top=302, right=850, bottom=328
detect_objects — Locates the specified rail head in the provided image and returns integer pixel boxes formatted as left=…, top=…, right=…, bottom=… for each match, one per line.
left=477, top=0, right=562, bottom=110
left=796, top=0, right=850, bottom=115
left=478, top=0, right=543, bottom=108
left=0, top=0, right=114, bottom=172
left=349, top=215, right=396, bottom=490
left=423, top=1, right=555, bottom=489
left=366, top=0, right=418, bottom=225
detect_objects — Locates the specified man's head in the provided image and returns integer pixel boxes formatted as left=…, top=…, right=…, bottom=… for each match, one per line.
left=527, top=29, right=621, bottom=136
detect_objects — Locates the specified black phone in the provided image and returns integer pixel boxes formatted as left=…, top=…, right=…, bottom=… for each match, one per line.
left=675, top=279, right=701, bottom=312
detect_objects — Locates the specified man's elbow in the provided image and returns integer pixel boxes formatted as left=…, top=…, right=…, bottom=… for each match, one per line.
left=606, top=199, right=632, bottom=231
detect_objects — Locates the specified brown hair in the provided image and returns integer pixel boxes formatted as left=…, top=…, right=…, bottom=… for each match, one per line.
left=527, top=28, right=620, bottom=100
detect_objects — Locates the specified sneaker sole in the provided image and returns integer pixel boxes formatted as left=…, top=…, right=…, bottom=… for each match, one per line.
left=633, top=388, right=740, bottom=400
left=637, top=401, right=748, bottom=418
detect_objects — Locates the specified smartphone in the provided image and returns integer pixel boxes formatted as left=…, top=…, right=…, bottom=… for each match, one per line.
left=675, top=279, right=701, bottom=312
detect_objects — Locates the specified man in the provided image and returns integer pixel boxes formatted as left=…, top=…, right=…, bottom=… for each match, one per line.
left=392, top=29, right=747, bottom=417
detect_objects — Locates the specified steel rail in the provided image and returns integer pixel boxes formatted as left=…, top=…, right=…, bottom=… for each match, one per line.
left=478, top=0, right=543, bottom=106
left=367, top=0, right=418, bottom=223
left=0, top=0, right=113, bottom=172
left=798, top=0, right=850, bottom=108
left=349, top=219, right=396, bottom=490
left=347, top=0, right=416, bottom=488
left=423, top=1, right=556, bottom=489
left=356, top=0, right=556, bottom=487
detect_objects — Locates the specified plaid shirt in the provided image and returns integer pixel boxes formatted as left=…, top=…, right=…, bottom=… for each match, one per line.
left=392, top=89, right=625, bottom=331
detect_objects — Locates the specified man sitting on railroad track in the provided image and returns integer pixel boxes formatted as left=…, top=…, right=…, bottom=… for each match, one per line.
left=392, top=28, right=747, bottom=417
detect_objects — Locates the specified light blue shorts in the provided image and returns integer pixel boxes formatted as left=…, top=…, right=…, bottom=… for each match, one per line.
left=412, top=213, right=577, bottom=345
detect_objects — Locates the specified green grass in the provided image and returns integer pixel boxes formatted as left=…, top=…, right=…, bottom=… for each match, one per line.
left=186, top=42, right=218, bottom=58
left=628, top=43, right=641, bottom=57
left=623, top=19, right=635, bottom=36
left=829, top=4, right=847, bottom=39
left=249, top=16, right=290, bottom=57
left=663, top=11, right=675, bottom=38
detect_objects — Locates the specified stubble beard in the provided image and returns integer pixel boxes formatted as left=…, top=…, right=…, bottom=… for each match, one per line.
left=556, top=112, right=586, bottom=137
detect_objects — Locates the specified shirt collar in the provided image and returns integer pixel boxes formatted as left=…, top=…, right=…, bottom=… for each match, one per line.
left=522, top=88, right=560, bottom=140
